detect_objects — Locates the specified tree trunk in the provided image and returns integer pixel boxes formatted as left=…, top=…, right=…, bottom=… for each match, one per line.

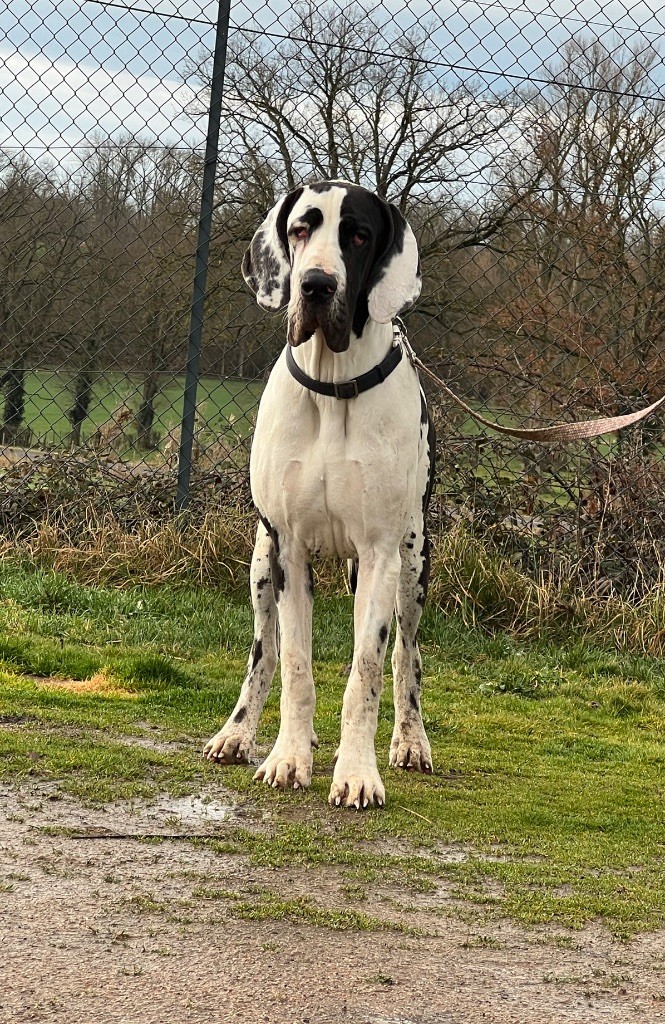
left=136, top=336, right=166, bottom=451
left=68, top=335, right=99, bottom=446
left=1, top=354, right=26, bottom=444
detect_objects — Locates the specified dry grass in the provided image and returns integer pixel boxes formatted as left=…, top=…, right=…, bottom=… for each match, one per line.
left=430, top=526, right=665, bottom=654
left=22, top=508, right=255, bottom=588
left=4, top=508, right=665, bottom=655
left=33, top=672, right=136, bottom=699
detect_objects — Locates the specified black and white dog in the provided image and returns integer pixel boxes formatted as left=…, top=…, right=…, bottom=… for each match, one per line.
left=204, top=181, right=435, bottom=808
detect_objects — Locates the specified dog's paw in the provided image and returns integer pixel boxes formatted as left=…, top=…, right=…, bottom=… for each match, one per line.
left=253, top=740, right=313, bottom=790
left=204, top=727, right=253, bottom=765
left=329, top=761, right=385, bottom=809
left=389, top=730, right=433, bottom=773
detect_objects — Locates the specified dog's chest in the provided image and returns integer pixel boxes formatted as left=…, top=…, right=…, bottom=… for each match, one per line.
left=251, top=379, right=418, bottom=559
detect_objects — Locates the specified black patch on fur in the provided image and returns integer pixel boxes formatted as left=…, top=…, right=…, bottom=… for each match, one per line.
left=275, top=187, right=304, bottom=260
left=417, top=533, right=430, bottom=607
left=259, top=513, right=285, bottom=601
left=409, top=690, right=419, bottom=711
left=415, top=664, right=422, bottom=686
left=420, top=389, right=428, bottom=425
left=423, top=414, right=436, bottom=516
left=371, top=687, right=377, bottom=698
left=251, top=639, right=263, bottom=670
left=256, top=577, right=269, bottom=591
left=307, top=563, right=314, bottom=597
left=294, top=207, right=324, bottom=233
left=379, top=624, right=388, bottom=643
left=234, top=706, right=247, bottom=723
left=269, top=549, right=285, bottom=601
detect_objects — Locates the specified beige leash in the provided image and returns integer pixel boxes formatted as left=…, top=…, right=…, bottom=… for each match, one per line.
left=412, top=356, right=665, bottom=442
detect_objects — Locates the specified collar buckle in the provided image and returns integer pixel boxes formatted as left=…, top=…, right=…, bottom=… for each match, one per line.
left=334, top=379, right=360, bottom=400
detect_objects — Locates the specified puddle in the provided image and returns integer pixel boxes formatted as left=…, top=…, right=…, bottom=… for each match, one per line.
left=110, top=734, right=195, bottom=754
left=1, top=781, right=265, bottom=840
left=155, top=794, right=237, bottom=824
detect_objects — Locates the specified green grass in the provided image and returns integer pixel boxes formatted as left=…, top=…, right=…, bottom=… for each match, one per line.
left=2, top=561, right=665, bottom=933
left=13, top=369, right=261, bottom=448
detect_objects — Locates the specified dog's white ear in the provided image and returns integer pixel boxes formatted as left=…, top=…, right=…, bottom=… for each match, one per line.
left=367, top=202, right=421, bottom=324
left=242, top=187, right=304, bottom=310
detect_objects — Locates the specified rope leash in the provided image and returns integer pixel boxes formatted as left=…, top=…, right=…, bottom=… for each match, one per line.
left=409, top=347, right=665, bottom=442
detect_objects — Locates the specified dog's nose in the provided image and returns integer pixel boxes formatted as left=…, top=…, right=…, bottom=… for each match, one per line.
left=301, top=270, right=337, bottom=302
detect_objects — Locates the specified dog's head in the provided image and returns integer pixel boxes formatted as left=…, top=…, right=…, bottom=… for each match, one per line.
left=242, top=181, right=421, bottom=352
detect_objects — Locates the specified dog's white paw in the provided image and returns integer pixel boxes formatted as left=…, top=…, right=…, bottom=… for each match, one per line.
left=204, top=727, right=253, bottom=765
left=253, top=739, right=313, bottom=790
left=389, top=730, right=433, bottom=773
left=329, top=760, right=385, bottom=809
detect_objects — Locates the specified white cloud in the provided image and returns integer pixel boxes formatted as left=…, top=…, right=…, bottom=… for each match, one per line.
left=0, top=47, right=206, bottom=156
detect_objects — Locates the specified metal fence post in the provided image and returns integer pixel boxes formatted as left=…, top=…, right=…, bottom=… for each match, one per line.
left=175, top=0, right=232, bottom=512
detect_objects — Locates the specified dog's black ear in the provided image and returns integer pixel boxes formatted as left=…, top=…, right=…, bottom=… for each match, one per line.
left=367, top=201, right=421, bottom=324
left=242, top=188, right=304, bottom=311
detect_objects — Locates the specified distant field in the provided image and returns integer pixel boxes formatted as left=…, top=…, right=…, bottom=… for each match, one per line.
left=9, top=370, right=263, bottom=450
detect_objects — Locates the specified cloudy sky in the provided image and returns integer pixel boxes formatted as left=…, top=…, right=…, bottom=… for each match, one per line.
left=2, top=0, right=665, bottom=166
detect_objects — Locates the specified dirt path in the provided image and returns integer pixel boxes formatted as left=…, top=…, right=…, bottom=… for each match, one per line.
left=2, top=784, right=664, bottom=1024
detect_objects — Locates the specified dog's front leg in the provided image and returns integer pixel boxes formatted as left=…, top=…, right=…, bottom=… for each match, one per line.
left=330, top=549, right=401, bottom=809
left=204, top=523, right=278, bottom=765
left=254, top=538, right=316, bottom=790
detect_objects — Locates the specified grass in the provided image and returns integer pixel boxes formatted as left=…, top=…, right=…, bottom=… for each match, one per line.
left=12, top=369, right=261, bottom=449
left=17, top=512, right=665, bottom=655
left=2, top=561, right=665, bottom=934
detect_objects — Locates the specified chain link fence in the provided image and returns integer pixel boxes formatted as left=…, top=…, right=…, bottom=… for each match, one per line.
left=2, top=0, right=665, bottom=593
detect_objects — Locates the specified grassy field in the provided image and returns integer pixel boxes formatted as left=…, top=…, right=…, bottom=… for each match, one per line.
left=2, top=561, right=665, bottom=935
left=13, top=370, right=262, bottom=448
left=12, top=367, right=634, bottom=459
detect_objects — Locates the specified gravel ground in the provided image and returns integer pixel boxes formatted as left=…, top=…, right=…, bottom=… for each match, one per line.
left=2, top=784, right=664, bottom=1024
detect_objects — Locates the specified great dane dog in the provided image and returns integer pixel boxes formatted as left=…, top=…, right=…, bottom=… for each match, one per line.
left=204, top=181, right=436, bottom=808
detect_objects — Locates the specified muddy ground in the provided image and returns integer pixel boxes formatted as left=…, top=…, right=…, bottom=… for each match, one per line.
left=1, top=783, right=664, bottom=1024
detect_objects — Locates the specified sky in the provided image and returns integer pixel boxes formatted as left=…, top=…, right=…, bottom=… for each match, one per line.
left=2, top=0, right=665, bottom=169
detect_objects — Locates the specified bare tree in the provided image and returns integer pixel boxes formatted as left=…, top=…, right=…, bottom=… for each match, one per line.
left=186, top=2, right=515, bottom=228
left=0, top=153, right=86, bottom=441
left=133, top=147, right=199, bottom=449
left=487, top=35, right=665, bottom=404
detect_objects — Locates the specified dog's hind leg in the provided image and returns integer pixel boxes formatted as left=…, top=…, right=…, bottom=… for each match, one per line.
left=204, top=522, right=278, bottom=765
left=389, top=512, right=433, bottom=773
left=389, top=409, right=435, bottom=774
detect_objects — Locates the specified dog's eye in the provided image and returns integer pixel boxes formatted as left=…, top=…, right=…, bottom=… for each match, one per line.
left=291, top=226, right=308, bottom=242
left=352, top=232, right=368, bottom=247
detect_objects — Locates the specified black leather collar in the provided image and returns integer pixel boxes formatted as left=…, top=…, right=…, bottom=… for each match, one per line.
left=285, top=341, right=403, bottom=400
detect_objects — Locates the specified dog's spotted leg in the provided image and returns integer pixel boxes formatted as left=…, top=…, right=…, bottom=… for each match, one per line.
left=254, top=536, right=316, bottom=790
left=390, top=513, right=433, bottom=774
left=204, top=523, right=278, bottom=765
left=330, top=548, right=401, bottom=809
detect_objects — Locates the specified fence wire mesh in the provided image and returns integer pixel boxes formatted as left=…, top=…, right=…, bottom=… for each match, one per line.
left=2, top=0, right=665, bottom=593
